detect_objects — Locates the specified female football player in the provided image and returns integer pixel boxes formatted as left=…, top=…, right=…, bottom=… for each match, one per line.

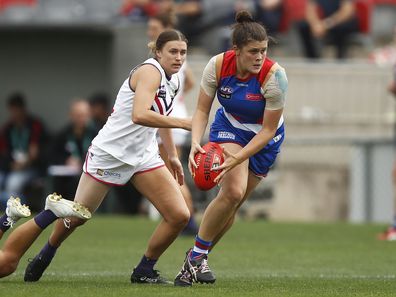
left=147, top=11, right=199, bottom=235
left=174, top=10, right=288, bottom=286
left=0, top=29, right=191, bottom=284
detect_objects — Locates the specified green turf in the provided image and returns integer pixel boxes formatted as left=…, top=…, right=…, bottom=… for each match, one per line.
left=1, top=216, right=395, bottom=297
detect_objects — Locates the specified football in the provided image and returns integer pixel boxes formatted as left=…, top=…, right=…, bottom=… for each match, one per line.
left=193, top=142, right=224, bottom=191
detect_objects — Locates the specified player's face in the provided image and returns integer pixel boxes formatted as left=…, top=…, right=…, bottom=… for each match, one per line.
left=236, top=40, right=268, bottom=75
left=147, top=19, right=165, bottom=41
left=156, top=40, right=187, bottom=75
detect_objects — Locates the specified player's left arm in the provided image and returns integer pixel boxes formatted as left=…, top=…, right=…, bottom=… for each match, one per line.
left=215, top=66, right=288, bottom=182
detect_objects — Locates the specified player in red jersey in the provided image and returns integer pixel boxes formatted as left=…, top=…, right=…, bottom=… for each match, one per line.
left=174, top=10, right=288, bottom=286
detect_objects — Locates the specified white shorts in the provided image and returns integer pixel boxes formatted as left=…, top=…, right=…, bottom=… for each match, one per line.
left=83, top=144, right=165, bottom=186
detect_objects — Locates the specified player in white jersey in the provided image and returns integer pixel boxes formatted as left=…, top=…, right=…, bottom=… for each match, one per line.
left=0, top=29, right=191, bottom=284
left=147, top=12, right=199, bottom=235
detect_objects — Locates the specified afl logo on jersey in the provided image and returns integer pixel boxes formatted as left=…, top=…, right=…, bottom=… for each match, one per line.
left=218, top=86, right=233, bottom=99
left=158, top=87, right=166, bottom=100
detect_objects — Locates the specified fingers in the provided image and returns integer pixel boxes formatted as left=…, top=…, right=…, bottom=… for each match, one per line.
left=188, top=155, right=197, bottom=177
left=177, top=171, right=184, bottom=186
left=188, top=161, right=194, bottom=177
left=197, top=146, right=206, bottom=154
left=215, top=163, right=226, bottom=171
left=172, top=165, right=184, bottom=186
left=214, top=169, right=226, bottom=184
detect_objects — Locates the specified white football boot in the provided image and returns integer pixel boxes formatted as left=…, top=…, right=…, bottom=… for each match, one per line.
left=44, top=193, right=91, bottom=220
left=4, top=196, right=31, bottom=228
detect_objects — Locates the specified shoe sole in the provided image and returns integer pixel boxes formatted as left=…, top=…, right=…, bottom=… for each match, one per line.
left=131, top=276, right=172, bottom=285
left=46, top=193, right=92, bottom=220
left=196, top=279, right=216, bottom=284
left=174, top=281, right=192, bottom=287
left=7, top=197, right=31, bottom=218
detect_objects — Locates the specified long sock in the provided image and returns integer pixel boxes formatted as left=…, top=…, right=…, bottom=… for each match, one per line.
left=38, top=241, right=58, bottom=262
left=135, top=255, right=157, bottom=275
left=190, top=235, right=212, bottom=259
left=34, top=210, right=58, bottom=229
left=0, top=213, right=11, bottom=232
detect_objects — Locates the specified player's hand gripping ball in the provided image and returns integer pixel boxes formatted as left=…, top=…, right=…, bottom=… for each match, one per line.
left=193, top=142, right=224, bottom=191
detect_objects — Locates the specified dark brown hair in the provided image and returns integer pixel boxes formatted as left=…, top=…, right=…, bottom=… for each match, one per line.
left=232, top=10, right=268, bottom=48
left=148, top=29, right=187, bottom=54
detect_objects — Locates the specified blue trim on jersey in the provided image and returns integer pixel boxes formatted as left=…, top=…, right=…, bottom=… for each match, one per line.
left=209, top=108, right=284, bottom=176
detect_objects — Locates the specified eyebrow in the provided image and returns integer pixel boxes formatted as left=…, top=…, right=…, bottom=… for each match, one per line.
left=249, top=47, right=267, bottom=51
left=169, top=47, right=187, bottom=51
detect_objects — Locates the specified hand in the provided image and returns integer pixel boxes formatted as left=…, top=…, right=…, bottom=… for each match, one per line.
left=169, top=156, right=184, bottom=186
left=213, top=147, right=242, bottom=184
left=188, top=142, right=206, bottom=177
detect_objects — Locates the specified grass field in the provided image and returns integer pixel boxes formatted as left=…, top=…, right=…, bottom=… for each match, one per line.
left=1, top=216, right=395, bottom=297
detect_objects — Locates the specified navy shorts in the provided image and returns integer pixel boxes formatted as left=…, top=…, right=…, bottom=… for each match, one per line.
left=209, top=108, right=285, bottom=177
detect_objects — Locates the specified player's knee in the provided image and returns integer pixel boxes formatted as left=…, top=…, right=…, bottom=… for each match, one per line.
left=222, top=186, right=245, bottom=206
left=0, top=254, right=18, bottom=277
left=169, top=208, right=190, bottom=228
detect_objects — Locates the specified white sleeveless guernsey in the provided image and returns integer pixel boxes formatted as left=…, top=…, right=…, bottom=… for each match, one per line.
left=92, top=58, right=180, bottom=166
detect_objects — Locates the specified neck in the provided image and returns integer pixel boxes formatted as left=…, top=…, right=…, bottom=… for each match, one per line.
left=236, top=59, right=249, bottom=79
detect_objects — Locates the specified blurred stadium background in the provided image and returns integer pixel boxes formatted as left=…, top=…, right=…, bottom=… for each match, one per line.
left=0, top=0, right=396, bottom=225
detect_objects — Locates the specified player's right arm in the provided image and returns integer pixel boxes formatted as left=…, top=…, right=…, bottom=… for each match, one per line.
left=131, top=64, right=191, bottom=130
left=188, top=55, right=219, bottom=174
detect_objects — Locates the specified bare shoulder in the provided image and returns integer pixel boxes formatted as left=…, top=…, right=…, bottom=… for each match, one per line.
left=130, top=64, right=161, bottom=90
left=134, top=64, right=161, bottom=80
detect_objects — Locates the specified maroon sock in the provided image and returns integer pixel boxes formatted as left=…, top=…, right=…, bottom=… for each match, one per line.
left=0, top=213, right=11, bottom=232
left=34, top=210, right=58, bottom=229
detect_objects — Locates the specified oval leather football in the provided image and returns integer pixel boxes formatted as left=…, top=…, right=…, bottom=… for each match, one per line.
left=193, top=142, right=224, bottom=191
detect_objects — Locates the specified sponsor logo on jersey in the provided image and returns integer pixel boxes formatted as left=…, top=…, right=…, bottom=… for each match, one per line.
left=273, top=134, right=283, bottom=143
left=157, top=87, right=166, bottom=100
left=97, top=169, right=121, bottom=179
left=236, top=83, right=248, bottom=87
left=218, top=86, right=233, bottom=99
left=217, top=131, right=235, bottom=140
left=246, top=93, right=262, bottom=101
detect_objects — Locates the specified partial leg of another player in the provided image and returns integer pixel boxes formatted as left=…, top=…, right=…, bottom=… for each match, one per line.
left=130, top=166, right=190, bottom=284
left=0, top=191, right=91, bottom=278
left=0, top=196, right=31, bottom=240
left=24, top=173, right=106, bottom=282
